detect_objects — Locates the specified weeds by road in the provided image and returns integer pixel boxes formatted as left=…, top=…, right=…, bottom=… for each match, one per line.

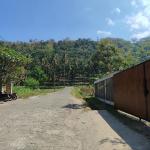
left=13, top=86, right=63, bottom=99
left=71, top=85, right=94, bottom=99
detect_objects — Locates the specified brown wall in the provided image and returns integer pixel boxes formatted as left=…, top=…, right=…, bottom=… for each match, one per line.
left=145, top=61, right=150, bottom=121
left=106, top=78, right=113, bottom=101
left=113, top=63, right=147, bottom=120
left=95, top=60, right=150, bottom=121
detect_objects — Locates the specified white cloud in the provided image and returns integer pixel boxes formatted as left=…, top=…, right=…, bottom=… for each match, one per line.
left=115, top=8, right=121, bottom=14
left=131, top=0, right=150, bottom=6
left=131, top=30, right=150, bottom=39
left=133, top=0, right=150, bottom=15
left=126, top=0, right=150, bottom=39
left=112, top=8, right=121, bottom=14
left=126, top=12, right=150, bottom=30
left=140, top=0, right=150, bottom=6
left=106, top=18, right=115, bottom=26
left=97, top=30, right=112, bottom=37
left=143, top=5, right=150, bottom=16
left=131, top=0, right=138, bottom=7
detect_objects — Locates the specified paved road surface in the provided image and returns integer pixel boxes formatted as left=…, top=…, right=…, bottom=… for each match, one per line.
left=0, top=87, right=149, bottom=150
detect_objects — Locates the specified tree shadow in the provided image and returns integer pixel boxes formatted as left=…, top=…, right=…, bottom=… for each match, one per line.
left=99, top=137, right=126, bottom=146
left=62, top=103, right=87, bottom=109
left=98, top=110, right=150, bottom=149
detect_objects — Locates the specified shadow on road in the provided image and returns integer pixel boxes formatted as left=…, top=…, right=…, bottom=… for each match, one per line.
left=84, top=97, right=150, bottom=136
left=62, top=103, right=86, bottom=109
left=0, top=99, right=11, bottom=104
left=63, top=96, right=150, bottom=149
left=82, top=97, right=150, bottom=149
left=61, top=96, right=150, bottom=149
left=99, top=137, right=126, bottom=146
left=98, top=110, right=150, bottom=150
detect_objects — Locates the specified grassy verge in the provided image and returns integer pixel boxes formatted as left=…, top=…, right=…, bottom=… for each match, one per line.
left=72, top=86, right=150, bottom=139
left=72, top=86, right=109, bottom=110
left=71, top=85, right=94, bottom=99
left=13, top=86, right=63, bottom=99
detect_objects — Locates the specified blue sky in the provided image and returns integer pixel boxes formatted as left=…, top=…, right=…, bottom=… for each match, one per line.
left=0, top=0, right=150, bottom=41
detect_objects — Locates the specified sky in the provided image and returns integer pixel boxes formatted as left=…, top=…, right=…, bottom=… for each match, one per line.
left=0, top=0, right=150, bottom=41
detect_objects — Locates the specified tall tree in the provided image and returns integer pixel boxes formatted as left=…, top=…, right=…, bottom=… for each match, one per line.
left=91, top=39, right=125, bottom=76
left=0, top=46, right=30, bottom=91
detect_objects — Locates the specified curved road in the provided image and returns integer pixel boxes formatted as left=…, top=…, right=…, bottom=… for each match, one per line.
left=0, top=87, right=149, bottom=150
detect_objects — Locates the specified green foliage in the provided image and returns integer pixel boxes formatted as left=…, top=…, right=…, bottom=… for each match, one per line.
left=0, top=37, right=150, bottom=87
left=13, top=86, right=33, bottom=98
left=0, top=46, right=29, bottom=64
left=13, top=86, right=61, bottom=98
left=72, top=86, right=94, bottom=98
left=91, top=39, right=125, bottom=76
left=0, top=46, right=31, bottom=84
left=29, top=66, right=48, bottom=83
left=24, top=77, right=39, bottom=89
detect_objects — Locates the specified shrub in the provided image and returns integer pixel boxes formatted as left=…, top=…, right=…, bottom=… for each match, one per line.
left=24, top=77, right=39, bottom=89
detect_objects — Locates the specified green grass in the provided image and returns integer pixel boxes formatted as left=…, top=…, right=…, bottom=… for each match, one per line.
left=71, top=85, right=94, bottom=99
left=13, top=86, right=63, bottom=99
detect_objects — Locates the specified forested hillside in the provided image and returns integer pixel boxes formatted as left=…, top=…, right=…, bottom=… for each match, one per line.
left=0, top=37, right=150, bottom=87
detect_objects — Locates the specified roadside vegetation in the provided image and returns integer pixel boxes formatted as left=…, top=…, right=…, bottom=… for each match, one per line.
left=71, top=85, right=94, bottom=99
left=13, top=86, right=63, bottom=99
left=13, top=75, right=63, bottom=99
left=0, top=37, right=150, bottom=97
left=1, top=38, right=150, bottom=87
left=72, top=85, right=106, bottom=110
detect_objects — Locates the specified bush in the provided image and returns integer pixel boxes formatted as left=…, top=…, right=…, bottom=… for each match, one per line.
left=24, top=77, right=39, bottom=89
left=72, top=86, right=94, bottom=98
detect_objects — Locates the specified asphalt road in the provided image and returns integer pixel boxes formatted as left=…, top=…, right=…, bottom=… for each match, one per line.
left=0, top=87, right=149, bottom=150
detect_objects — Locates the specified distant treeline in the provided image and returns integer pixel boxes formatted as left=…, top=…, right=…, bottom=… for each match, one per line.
left=0, top=37, right=150, bottom=88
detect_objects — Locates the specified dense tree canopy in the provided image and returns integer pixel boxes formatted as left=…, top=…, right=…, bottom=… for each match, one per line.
left=0, top=37, right=150, bottom=87
left=0, top=46, right=30, bottom=90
